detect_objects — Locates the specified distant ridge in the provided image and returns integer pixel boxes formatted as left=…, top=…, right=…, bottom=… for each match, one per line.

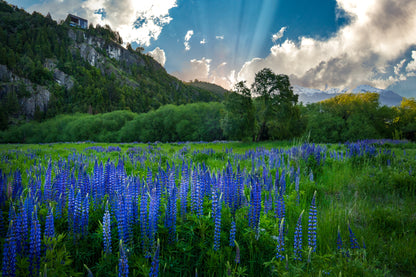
left=294, top=85, right=403, bottom=107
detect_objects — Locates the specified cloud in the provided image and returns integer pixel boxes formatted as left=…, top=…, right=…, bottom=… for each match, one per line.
left=394, top=59, right=406, bottom=75
left=173, top=57, right=211, bottom=81
left=173, top=58, right=233, bottom=89
left=184, top=30, right=194, bottom=51
left=216, top=35, right=224, bottom=40
left=200, top=38, right=206, bottom=45
left=148, top=47, right=166, bottom=66
left=237, top=0, right=416, bottom=89
left=272, top=27, right=287, bottom=43
left=29, top=0, right=177, bottom=46
left=406, top=51, right=416, bottom=72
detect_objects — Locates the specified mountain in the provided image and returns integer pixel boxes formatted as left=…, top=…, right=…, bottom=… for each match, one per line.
left=294, top=85, right=402, bottom=107
left=0, top=1, right=224, bottom=130
left=186, top=80, right=229, bottom=95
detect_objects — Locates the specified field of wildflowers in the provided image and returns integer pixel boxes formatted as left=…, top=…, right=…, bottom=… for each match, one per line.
left=0, top=140, right=415, bottom=276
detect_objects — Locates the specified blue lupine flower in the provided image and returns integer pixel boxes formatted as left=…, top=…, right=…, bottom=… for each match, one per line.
left=149, top=239, right=160, bottom=277
left=248, top=177, right=261, bottom=232
left=16, top=204, right=28, bottom=255
left=118, top=240, right=129, bottom=277
left=276, top=218, right=285, bottom=261
left=293, top=211, right=304, bottom=261
left=229, top=220, right=236, bottom=247
left=180, top=162, right=189, bottom=218
left=212, top=190, right=221, bottom=251
left=45, top=205, right=55, bottom=239
left=140, top=191, right=149, bottom=252
left=82, top=194, right=89, bottom=236
left=103, top=202, right=112, bottom=254
left=2, top=220, right=17, bottom=277
left=165, top=172, right=177, bottom=242
left=348, top=223, right=360, bottom=249
left=29, top=208, right=41, bottom=276
left=308, top=191, right=317, bottom=252
left=43, top=162, right=52, bottom=202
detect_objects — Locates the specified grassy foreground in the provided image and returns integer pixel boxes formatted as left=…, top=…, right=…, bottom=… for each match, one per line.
left=0, top=140, right=415, bottom=276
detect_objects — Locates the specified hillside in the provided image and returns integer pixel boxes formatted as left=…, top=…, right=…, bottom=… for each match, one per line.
left=0, top=1, right=224, bottom=130
left=186, top=80, right=229, bottom=95
left=294, top=85, right=403, bottom=107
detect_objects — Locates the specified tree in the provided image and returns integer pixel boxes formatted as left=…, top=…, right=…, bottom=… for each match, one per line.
left=221, top=81, right=255, bottom=141
left=252, top=68, right=298, bottom=140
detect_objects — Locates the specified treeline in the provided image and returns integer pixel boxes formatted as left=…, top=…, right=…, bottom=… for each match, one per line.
left=1, top=95, right=415, bottom=144
left=1, top=67, right=415, bottom=143
left=0, top=103, right=224, bottom=143
left=0, top=1, right=224, bottom=130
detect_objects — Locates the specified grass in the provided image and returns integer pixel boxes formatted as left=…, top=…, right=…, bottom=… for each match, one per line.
left=0, top=140, right=415, bottom=276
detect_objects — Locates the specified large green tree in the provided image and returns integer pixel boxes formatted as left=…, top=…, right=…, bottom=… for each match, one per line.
left=252, top=68, right=299, bottom=140
left=221, top=81, right=255, bottom=141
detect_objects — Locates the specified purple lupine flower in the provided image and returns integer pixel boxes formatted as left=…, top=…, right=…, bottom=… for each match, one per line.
left=29, top=208, right=41, bottom=276
left=308, top=191, right=317, bottom=252
left=275, top=192, right=285, bottom=233
left=12, top=170, right=22, bottom=200
left=180, top=162, right=189, bottom=218
left=149, top=239, right=160, bottom=277
left=15, top=204, right=28, bottom=255
left=276, top=218, right=285, bottom=261
left=82, top=193, right=89, bottom=236
left=45, top=205, right=55, bottom=239
left=348, top=223, right=360, bottom=249
left=293, top=211, right=304, bottom=261
left=103, top=202, right=112, bottom=254
left=248, top=177, right=261, bottom=232
left=74, top=189, right=82, bottom=236
left=67, top=185, right=75, bottom=233
left=165, top=171, right=177, bottom=242
left=212, top=190, right=221, bottom=251
left=43, top=162, right=52, bottom=202
left=140, top=191, right=149, bottom=252
left=229, top=220, right=236, bottom=247
left=118, top=240, right=129, bottom=277
left=2, top=220, right=17, bottom=277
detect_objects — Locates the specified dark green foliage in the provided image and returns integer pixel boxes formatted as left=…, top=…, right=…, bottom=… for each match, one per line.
left=0, top=103, right=225, bottom=143
left=0, top=1, right=224, bottom=129
left=221, top=81, right=255, bottom=141
left=252, top=68, right=300, bottom=141
left=119, top=102, right=225, bottom=143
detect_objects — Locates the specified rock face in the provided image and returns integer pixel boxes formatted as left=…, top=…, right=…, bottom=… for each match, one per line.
left=68, top=29, right=154, bottom=71
left=0, top=65, right=50, bottom=118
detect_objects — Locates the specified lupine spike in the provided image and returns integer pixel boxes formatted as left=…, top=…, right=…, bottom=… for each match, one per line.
left=29, top=207, right=41, bottom=276
left=45, top=205, right=55, bottom=239
left=308, top=191, right=317, bottom=253
left=276, top=218, right=285, bottom=261
left=118, top=240, right=129, bottom=277
left=149, top=239, right=160, bottom=277
left=103, top=201, right=112, bottom=254
left=229, top=220, right=236, bottom=247
left=348, top=222, right=360, bottom=249
left=294, top=210, right=304, bottom=261
left=212, top=190, right=222, bottom=251
left=2, top=220, right=17, bottom=277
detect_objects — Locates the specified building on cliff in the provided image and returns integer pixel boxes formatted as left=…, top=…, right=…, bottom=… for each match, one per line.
left=68, top=14, right=88, bottom=29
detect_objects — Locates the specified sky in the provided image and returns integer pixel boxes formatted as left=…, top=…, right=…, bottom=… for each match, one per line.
left=9, top=0, right=416, bottom=97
